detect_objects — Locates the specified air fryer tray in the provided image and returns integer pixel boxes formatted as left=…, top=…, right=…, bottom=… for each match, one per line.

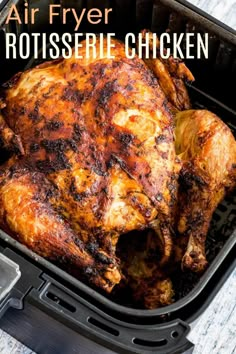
left=0, top=0, right=235, bottom=353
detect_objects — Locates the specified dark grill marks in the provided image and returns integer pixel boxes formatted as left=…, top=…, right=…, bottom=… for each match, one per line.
left=52, top=152, right=71, bottom=170
left=139, top=61, right=159, bottom=89
left=28, top=110, right=40, bottom=122
left=36, top=155, right=71, bottom=174
left=40, top=138, right=78, bottom=154
left=36, top=159, right=55, bottom=174
left=70, top=62, right=78, bottom=70
left=34, top=129, right=41, bottom=138
left=73, top=237, right=84, bottom=250
left=61, top=87, right=83, bottom=103
left=129, top=194, right=152, bottom=219
left=42, top=85, right=56, bottom=99
left=41, top=139, right=68, bottom=153
left=179, top=166, right=207, bottom=190
left=86, top=242, right=99, bottom=254
left=155, top=134, right=167, bottom=144
left=30, top=174, right=57, bottom=203
left=36, top=139, right=73, bottom=173
left=69, top=178, right=87, bottom=202
left=118, top=132, right=134, bottom=147
left=167, top=180, right=178, bottom=207
left=73, top=123, right=84, bottom=142
left=92, top=161, right=106, bottom=177
left=85, top=146, right=108, bottom=177
left=19, top=107, right=26, bottom=115
left=92, top=182, right=109, bottom=221
left=95, top=252, right=113, bottom=265
left=84, top=266, right=94, bottom=276
left=98, top=80, right=118, bottom=106
left=30, top=142, right=40, bottom=153
left=45, top=120, right=64, bottom=131
left=106, top=156, right=115, bottom=169
left=28, top=100, right=42, bottom=122
left=187, top=211, right=204, bottom=231
left=126, top=84, right=133, bottom=91
left=67, top=139, right=78, bottom=152
left=110, top=154, right=127, bottom=172
left=45, top=187, right=55, bottom=201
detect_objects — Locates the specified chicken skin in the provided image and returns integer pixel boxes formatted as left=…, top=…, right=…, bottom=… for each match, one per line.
left=175, top=109, right=236, bottom=272
left=116, top=109, right=236, bottom=308
left=0, top=38, right=179, bottom=292
left=139, top=30, right=236, bottom=273
left=0, top=33, right=235, bottom=307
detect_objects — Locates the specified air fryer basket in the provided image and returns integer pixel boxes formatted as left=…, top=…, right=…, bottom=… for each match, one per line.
left=0, top=0, right=235, bottom=353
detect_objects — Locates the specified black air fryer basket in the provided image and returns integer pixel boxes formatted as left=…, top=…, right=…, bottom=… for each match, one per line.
left=0, top=1, right=235, bottom=353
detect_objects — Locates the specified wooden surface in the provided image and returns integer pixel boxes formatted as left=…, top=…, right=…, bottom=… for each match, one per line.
left=0, top=0, right=235, bottom=353
left=188, top=0, right=236, bottom=29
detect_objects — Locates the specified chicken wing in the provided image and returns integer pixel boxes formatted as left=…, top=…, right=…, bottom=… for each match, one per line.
left=140, top=30, right=195, bottom=111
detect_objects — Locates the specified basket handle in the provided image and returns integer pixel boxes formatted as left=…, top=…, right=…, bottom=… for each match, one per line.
left=26, top=275, right=194, bottom=354
left=0, top=249, right=194, bottom=353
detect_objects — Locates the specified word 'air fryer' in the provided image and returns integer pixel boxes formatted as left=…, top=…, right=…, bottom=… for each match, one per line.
left=5, top=3, right=113, bottom=31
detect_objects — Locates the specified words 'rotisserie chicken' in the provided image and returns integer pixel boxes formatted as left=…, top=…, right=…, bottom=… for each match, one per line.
left=0, top=34, right=235, bottom=308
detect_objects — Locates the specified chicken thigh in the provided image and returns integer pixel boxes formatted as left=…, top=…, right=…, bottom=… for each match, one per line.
left=139, top=30, right=236, bottom=272
left=175, top=109, right=236, bottom=272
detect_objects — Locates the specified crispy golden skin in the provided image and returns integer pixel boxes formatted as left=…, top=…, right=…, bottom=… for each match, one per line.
left=175, top=110, right=236, bottom=272
left=1, top=34, right=235, bottom=306
left=0, top=38, right=179, bottom=292
left=0, top=168, right=120, bottom=291
left=140, top=30, right=194, bottom=111
left=117, top=109, right=236, bottom=307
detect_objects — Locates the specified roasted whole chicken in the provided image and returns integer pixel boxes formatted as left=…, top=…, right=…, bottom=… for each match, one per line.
left=0, top=35, right=235, bottom=308
left=0, top=38, right=180, bottom=293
